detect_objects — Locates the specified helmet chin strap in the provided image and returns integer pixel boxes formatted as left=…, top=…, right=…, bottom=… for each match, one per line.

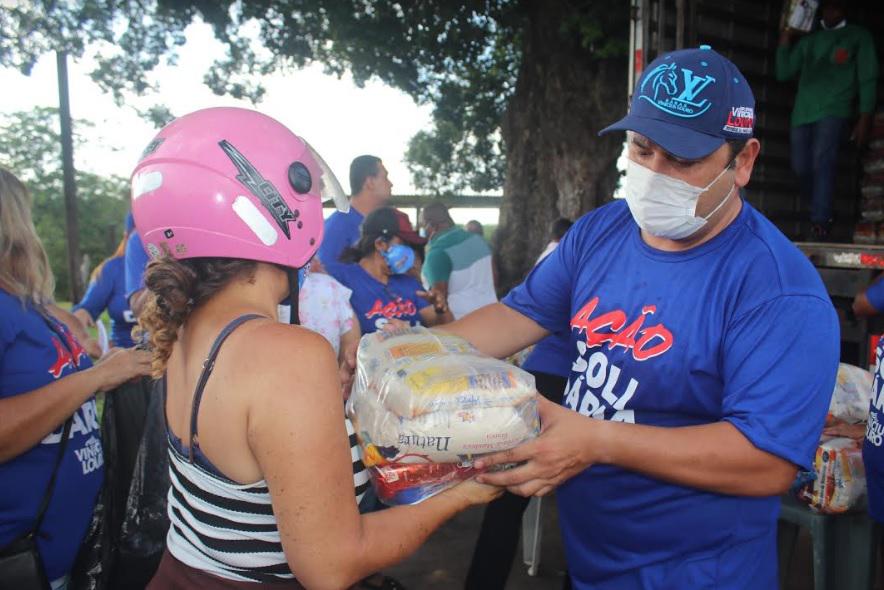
left=288, top=268, right=300, bottom=326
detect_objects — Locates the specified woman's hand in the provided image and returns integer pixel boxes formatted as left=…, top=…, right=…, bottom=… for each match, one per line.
left=73, top=308, right=95, bottom=328
left=92, top=347, right=153, bottom=392
left=339, top=345, right=357, bottom=400
left=83, top=338, right=103, bottom=359
left=380, top=318, right=411, bottom=331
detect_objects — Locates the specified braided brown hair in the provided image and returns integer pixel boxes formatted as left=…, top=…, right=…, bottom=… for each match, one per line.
left=136, top=256, right=257, bottom=377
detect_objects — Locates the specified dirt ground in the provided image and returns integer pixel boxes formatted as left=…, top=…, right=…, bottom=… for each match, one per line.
left=383, top=494, right=872, bottom=590
left=385, top=496, right=568, bottom=590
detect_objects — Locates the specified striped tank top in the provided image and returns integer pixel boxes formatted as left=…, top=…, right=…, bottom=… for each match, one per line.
left=164, top=315, right=370, bottom=584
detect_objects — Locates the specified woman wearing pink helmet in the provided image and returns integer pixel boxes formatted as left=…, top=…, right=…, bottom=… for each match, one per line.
left=132, top=108, right=500, bottom=589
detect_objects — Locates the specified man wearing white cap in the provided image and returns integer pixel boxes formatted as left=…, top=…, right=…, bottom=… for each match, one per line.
left=441, top=45, right=840, bottom=589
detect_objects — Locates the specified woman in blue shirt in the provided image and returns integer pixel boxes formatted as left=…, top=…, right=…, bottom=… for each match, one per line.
left=0, top=169, right=152, bottom=589
left=332, top=207, right=452, bottom=333
left=73, top=214, right=138, bottom=348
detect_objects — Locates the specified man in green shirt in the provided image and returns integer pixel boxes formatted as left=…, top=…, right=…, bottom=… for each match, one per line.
left=419, top=202, right=497, bottom=319
left=776, top=0, right=878, bottom=240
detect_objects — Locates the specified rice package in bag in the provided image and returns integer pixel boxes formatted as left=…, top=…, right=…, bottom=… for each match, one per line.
left=347, top=326, right=540, bottom=505
left=828, top=363, right=873, bottom=423
left=798, top=436, right=867, bottom=514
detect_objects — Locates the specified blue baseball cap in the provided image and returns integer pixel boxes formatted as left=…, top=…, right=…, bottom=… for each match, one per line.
left=600, top=45, right=755, bottom=159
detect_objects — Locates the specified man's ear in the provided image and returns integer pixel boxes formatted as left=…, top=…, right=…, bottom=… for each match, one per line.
left=363, top=173, right=377, bottom=194
left=734, top=138, right=760, bottom=189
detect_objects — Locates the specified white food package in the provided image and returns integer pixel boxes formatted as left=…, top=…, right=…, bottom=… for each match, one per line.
left=347, top=326, right=540, bottom=504
left=829, top=363, right=873, bottom=424
left=799, top=436, right=867, bottom=514
left=785, top=0, right=819, bottom=32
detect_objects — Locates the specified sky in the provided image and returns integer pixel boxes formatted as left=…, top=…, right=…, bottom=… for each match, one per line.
left=0, top=19, right=503, bottom=225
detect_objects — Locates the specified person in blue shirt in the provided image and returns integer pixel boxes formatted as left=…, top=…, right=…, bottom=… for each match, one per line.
left=439, top=47, right=840, bottom=589
left=330, top=207, right=452, bottom=334
left=863, top=334, right=884, bottom=590
left=72, top=213, right=138, bottom=348
left=124, top=230, right=150, bottom=318
left=465, top=221, right=575, bottom=590
left=317, top=155, right=393, bottom=277
left=0, top=169, right=151, bottom=588
left=853, top=274, right=884, bottom=317
left=847, top=274, right=884, bottom=590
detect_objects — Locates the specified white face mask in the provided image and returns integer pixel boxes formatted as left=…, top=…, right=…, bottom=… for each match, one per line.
left=623, top=159, right=735, bottom=240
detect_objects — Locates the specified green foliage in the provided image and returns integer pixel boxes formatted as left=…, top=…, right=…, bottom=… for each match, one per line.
left=0, top=108, right=130, bottom=300
left=1, top=1, right=626, bottom=193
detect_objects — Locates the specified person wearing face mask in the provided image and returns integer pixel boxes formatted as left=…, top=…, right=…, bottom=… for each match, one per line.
left=334, top=207, right=453, bottom=333
left=432, top=46, right=841, bottom=589
left=776, top=0, right=878, bottom=241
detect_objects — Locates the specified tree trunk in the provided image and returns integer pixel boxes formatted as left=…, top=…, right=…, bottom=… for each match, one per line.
left=57, top=51, right=84, bottom=302
left=493, top=2, right=628, bottom=294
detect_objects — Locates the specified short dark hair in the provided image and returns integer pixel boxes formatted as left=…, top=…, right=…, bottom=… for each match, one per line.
left=349, top=155, right=382, bottom=195
left=726, top=138, right=748, bottom=166
left=465, top=220, right=484, bottom=235
left=422, top=201, right=454, bottom=227
left=820, top=0, right=846, bottom=10
left=550, top=218, right=573, bottom=241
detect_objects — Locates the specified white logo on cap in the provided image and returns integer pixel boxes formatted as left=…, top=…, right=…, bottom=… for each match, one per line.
left=639, top=62, right=716, bottom=118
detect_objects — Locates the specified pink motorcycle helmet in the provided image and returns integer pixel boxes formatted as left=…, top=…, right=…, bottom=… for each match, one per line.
left=130, top=107, right=348, bottom=270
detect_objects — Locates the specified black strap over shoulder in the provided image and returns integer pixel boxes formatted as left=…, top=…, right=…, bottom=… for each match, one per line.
left=26, top=309, right=81, bottom=541
left=31, top=418, right=73, bottom=538
left=187, top=314, right=265, bottom=462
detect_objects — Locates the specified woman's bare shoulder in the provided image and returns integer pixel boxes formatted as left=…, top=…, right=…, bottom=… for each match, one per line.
left=226, top=321, right=340, bottom=404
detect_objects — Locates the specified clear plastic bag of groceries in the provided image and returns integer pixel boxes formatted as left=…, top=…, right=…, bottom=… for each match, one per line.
left=346, top=326, right=540, bottom=505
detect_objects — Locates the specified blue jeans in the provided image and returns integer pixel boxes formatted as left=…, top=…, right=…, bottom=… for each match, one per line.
left=790, top=117, right=849, bottom=225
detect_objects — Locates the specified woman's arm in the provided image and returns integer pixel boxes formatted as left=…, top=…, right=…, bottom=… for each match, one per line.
left=247, top=326, right=497, bottom=590
left=72, top=268, right=114, bottom=326
left=338, top=315, right=361, bottom=400
left=0, top=347, right=152, bottom=461
left=72, top=308, right=95, bottom=328
left=419, top=304, right=454, bottom=327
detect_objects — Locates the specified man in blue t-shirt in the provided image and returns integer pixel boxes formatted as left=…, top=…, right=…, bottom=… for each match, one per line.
left=863, top=336, right=884, bottom=588
left=442, top=46, right=840, bottom=589
left=317, top=155, right=393, bottom=276
left=851, top=274, right=884, bottom=588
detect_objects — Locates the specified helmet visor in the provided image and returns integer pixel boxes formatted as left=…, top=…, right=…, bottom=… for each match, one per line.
left=305, top=142, right=349, bottom=213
